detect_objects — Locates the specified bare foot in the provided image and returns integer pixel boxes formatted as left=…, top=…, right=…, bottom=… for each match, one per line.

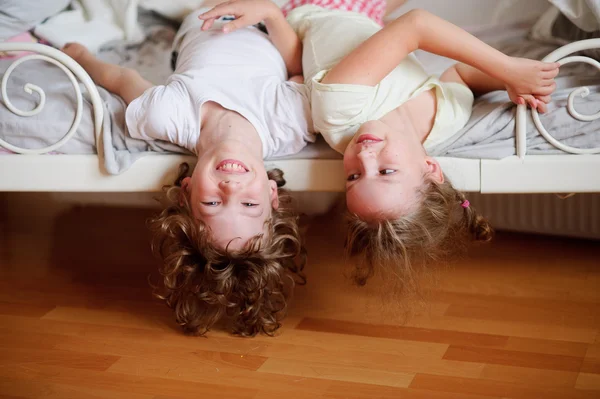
left=62, top=43, right=89, bottom=62
left=504, top=57, right=560, bottom=113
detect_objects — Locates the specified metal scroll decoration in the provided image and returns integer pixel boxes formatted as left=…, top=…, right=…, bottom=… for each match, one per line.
left=0, top=43, right=103, bottom=156
left=518, top=38, right=600, bottom=157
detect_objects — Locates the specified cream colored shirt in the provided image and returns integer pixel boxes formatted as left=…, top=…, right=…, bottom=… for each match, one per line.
left=288, top=5, right=474, bottom=153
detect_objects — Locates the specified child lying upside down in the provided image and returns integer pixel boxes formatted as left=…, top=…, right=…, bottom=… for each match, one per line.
left=200, top=0, right=560, bottom=292
left=62, top=2, right=315, bottom=336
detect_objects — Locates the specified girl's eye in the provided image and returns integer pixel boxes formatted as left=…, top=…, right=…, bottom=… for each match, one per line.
left=379, top=169, right=396, bottom=175
left=347, top=174, right=360, bottom=181
left=202, top=201, right=220, bottom=206
left=242, top=203, right=258, bottom=207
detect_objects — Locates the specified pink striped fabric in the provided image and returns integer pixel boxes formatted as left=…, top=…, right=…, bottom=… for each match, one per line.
left=281, top=0, right=387, bottom=26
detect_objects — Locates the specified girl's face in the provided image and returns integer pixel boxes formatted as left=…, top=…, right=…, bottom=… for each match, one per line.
left=343, top=120, right=443, bottom=221
left=182, top=141, right=279, bottom=250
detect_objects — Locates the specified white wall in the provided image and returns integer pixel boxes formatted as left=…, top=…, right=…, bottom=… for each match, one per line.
left=387, top=0, right=551, bottom=30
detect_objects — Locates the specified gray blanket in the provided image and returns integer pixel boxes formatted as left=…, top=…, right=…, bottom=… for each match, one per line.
left=1, top=11, right=599, bottom=175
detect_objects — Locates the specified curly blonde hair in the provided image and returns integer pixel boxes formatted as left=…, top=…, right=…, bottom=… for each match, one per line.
left=149, top=164, right=306, bottom=337
left=346, top=175, right=492, bottom=293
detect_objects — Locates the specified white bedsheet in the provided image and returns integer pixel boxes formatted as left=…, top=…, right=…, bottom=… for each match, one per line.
left=34, top=0, right=144, bottom=54
left=550, top=0, right=600, bottom=31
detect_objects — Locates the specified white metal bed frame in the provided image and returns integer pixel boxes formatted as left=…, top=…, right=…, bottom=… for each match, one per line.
left=0, top=39, right=599, bottom=193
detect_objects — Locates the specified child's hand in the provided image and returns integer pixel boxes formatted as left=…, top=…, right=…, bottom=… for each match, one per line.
left=504, top=58, right=560, bottom=113
left=198, top=0, right=281, bottom=33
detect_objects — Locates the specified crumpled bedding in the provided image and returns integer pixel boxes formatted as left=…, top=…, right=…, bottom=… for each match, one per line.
left=33, top=0, right=145, bottom=55
left=0, top=11, right=190, bottom=174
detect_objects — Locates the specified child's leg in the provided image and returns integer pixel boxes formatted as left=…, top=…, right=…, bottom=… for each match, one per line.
left=441, top=63, right=552, bottom=113
left=441, top=64, right=504, bottom=96
left=62, top=43, right=153, bottom=105
left=321, top=9, right=559, bottom=112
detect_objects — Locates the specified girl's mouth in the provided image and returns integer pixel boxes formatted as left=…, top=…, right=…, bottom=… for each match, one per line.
left=356, top=134, right=383, bottom=144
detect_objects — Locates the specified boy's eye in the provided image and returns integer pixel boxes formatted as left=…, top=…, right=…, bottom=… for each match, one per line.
left=347, top=174, right=360, bottom=181
left=202, top=201, right=220, bottom=206
left=242, top=202, right=258, bottom=207
left=379, top=169, right=396, bottom=175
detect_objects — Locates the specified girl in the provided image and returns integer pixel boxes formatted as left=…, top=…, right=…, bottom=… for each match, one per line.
left=62, top=2, right=312, bottom=336
left=200, top=0, right=560, bottom=292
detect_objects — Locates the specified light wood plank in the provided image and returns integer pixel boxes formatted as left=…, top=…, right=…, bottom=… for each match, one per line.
left=257, top=358, right=415, bottom=388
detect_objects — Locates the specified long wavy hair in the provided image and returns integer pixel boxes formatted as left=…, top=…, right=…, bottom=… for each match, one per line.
left=345, top=175, right=493, bottom=295
left=149, top=163, right=306, bottom=337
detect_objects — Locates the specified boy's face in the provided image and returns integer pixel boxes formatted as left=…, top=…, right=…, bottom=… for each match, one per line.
left=182, top=143, right=279, bottom=250
left=343, top=120, right=443, bottom=221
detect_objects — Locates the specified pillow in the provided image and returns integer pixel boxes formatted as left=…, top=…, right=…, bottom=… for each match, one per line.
left=0, top=0, right=71, bottom=40
left=531, top=6, right=600, bottom=60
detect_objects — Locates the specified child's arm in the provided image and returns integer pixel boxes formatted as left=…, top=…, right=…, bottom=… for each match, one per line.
left=263, top=10, right=303, bottom=78
left=321, top=9, right=559, bottom=110
left=198, top=0, right=302, bottom=77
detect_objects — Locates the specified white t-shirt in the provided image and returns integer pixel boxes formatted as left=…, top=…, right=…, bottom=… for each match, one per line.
left=126, top=10, right=315, bottom=159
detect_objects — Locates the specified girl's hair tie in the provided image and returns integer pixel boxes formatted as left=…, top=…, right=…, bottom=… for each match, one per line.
left=461, top=200, right=470, bottom=209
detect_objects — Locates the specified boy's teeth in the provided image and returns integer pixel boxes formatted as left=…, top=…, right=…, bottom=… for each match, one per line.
left=218, top=162, right=246, bottom=171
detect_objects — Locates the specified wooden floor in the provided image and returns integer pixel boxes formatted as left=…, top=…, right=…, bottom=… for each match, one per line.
left=1, top=193, right=599, bottom=399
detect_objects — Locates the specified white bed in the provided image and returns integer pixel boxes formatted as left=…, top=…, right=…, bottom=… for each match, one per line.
left=0, top=0, right=599, bottom=195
